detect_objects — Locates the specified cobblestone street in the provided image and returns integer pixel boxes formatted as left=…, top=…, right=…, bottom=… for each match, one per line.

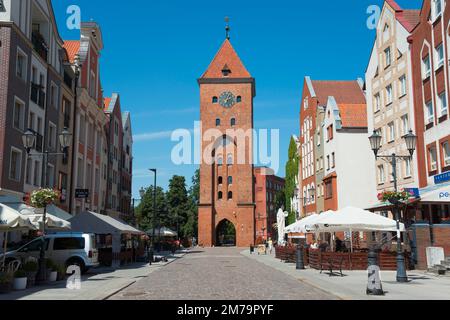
left=109, top=248, right=337, bottom=300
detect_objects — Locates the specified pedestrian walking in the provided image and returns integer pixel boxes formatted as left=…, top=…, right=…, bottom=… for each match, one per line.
left=267, top=237, right=273, bottom=254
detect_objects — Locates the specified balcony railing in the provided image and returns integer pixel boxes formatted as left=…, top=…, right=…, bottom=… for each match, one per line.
left=31, top=31, right=48, bottom=62
left=30, top=83, right=45, bottom=108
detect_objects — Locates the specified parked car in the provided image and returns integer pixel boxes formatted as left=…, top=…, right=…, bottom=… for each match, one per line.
left=0, top=232, right=99, bottom=274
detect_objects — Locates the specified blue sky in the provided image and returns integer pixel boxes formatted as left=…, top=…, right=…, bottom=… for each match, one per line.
left=52, top=0, right=423, bottom=197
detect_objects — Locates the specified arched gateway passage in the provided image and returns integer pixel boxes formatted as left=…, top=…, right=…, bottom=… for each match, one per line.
left=215, top=220, right=236, bottom=247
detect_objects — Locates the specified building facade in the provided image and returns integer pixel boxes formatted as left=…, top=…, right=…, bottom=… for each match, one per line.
left=254, top=167, right=285, bottom=241
left=197, top=38, right=256, bottom=247
left=0, top=1, right=133, bottom=223
left=0, top=0, right=75, bottom=207
left=366, top=0, right=420, bottom=201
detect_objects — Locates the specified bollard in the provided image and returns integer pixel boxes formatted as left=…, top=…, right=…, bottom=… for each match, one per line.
left=296, top=244, right=305, bottom=270
left=366, top=247, right=384, bottom=296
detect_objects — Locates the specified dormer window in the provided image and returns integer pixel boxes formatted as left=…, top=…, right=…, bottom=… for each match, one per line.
left=222, top=64, right=231, bottom=77
left=433, top=0, right=443, bottom=19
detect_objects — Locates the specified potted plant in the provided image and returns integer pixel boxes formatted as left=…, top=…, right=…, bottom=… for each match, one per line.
left=30, top=188, right=60, bottom=209
left=0, top=271, right=13, bottom=294
left=55, top=264, right=67, bottom=281
left=378, top=190, right=413, bottom=204
left=23, top=259, right=39, bottom=288
left=13, top=270, right=28, bottom=290
left=46, top=259, right=57, bottom=282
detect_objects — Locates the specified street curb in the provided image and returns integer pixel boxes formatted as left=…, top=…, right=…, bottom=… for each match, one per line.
left=240, top=250, right=347, bottom=300
left=101, top=281, right=137, bottom=300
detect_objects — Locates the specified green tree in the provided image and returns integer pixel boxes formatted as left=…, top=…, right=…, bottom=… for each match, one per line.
left=183, top=169, right=199, bottom=238
left=136, top=186, right=168, bottom=232
left=274, top=188, right=286, bottom=211
left=167, top=175, right=189, bottom=239
left=285, top=136, right=299, bottom=225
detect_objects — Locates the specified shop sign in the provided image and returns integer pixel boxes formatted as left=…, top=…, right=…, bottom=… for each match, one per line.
left=434, top=171, right=450, bottom=184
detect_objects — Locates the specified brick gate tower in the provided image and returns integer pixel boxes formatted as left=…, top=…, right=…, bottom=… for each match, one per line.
left=197, top=32, right=256, bottom=247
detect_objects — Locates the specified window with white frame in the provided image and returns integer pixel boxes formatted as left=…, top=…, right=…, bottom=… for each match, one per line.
left=374, top=93, right=381, bottom=111
left=384, top=47, right=391, bottom=67
left=9, top=148, right=22, bottom=181
left=331, top=152, right=335, bottom=168
left=423, top=55, right=431, bottom=79
left=399, top=75, right=407, bottom=97
left=388, top=122, right=395, bottom=142
left=401, top=115, right=409, bottom=136
left=443, top=142, right=450, bottom=167
left=16, top=49, right=27, bottom=81
left=438, top=92, right=448, bottom=116
left=429, top=147, right=437, bottom=171
left=13, top=98, right=25, bottom=131
left=48, top=122, right=56, bottom=150
left=433, top=0, right=443, bottom=19
left=378, top=165, right=385, bottom=184
left=426, top=101, right=434, bottom=124
left=404, top=158, right=412, bottom=178
left=46, top=164, right=55, bottom=188
left=386, top=84, right=393, bottom=105
left=435, top=44, right=444, bottom=68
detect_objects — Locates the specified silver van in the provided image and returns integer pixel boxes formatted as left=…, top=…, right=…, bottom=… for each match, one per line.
left=1, top=232, right=99, bottom=273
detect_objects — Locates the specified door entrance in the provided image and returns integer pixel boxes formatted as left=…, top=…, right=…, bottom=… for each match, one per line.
left=216, top=220, right=236, bottom=247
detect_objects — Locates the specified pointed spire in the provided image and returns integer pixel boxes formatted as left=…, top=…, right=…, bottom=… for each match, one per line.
left=200, top=39, right=251, bottom=79
left=225, top=16, right=230, bottom=40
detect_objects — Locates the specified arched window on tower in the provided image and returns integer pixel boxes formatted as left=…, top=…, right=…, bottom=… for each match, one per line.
left=230, top=118, right=236, bottom=127
left=218, top=191, right=223, bottom=200
left=216, top=118, right=221, bottom=126
left=218, top=176, right=223, bottom=184
left=236, top=96, right=242, bottom=103
left=227, top=154, right=233, bottom=165
left=212, top=97, right=218, bottom=103
left=228, top=191, right=233, bottom=200
left=217, top=156, right=223, bottom=166
left=228, top=176, right=233, bottom=184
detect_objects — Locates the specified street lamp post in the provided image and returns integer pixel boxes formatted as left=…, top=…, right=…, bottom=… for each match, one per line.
left=296, top=186, right=315, bottom=270
left=22, top=128, right=72, bottom=282
left=369, top=129, right=417, bottom=283
left=149, top=169, right=157, bottom=262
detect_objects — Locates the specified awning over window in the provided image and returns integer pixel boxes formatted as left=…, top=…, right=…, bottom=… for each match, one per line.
left=69, top=211, right=144, bottom=235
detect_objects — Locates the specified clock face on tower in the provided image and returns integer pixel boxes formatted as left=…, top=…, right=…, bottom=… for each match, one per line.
left=219, top=91, right=236, bottom=108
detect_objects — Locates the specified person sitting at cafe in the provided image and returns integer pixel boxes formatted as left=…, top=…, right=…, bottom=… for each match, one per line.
left=310, top=241, right=319, bottom=250
left=319, top=241, right=329, bottom=252
left=335, top=237, right=343, bottom=252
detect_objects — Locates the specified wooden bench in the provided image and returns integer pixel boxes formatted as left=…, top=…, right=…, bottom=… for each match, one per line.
left=320, top=256, right=344, bottom=277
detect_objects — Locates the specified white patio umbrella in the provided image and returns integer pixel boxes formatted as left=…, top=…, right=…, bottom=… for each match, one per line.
left=146, top=227, right=177, bottom=237
left=285, top=214, right=320, bottom=234
left=9, top=203, right=71, bottom=230
left=0, top=203, right=37, bottom=267
left=307, top=207, right=405, bottom=252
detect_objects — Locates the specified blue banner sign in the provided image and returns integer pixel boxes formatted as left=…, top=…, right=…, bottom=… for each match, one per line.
left=404, top=188, right=420, bottom=198
left=434, top=171, right=450, bottom=185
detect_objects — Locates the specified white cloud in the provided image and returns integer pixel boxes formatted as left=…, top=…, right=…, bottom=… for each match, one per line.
left=133, top=130, right=173, bottom=142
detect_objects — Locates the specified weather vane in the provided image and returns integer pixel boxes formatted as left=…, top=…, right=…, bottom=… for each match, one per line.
left=225, top=16, right=230, bottom=40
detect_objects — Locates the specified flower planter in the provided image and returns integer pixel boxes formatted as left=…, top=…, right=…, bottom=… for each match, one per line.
left=13, top=277, right=27, bottom=291
left=48, top=271, right=57, bottom=282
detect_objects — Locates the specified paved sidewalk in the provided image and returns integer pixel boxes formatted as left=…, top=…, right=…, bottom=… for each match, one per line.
left=242, top=250, right=450, bottom=300
left=0, top=251, right=186, bottom=300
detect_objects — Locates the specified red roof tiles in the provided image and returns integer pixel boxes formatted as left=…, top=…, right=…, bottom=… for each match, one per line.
left=338, top=103, right=368, bottom=128
left=386, top=0, right=420, bottom=33
left=63, top=40, right=80, bottom=63
left=201, top=39, right=251, bottom=79
left=311, top=80, right=366, bottom=105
